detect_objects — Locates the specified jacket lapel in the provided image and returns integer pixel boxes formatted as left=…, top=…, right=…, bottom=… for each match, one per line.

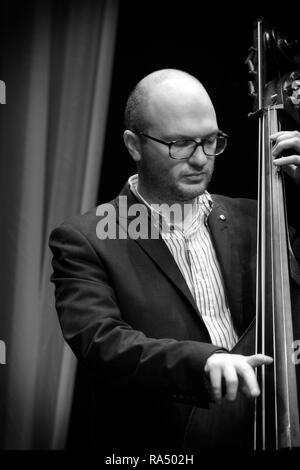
left=115, top=185, right=208, bottom=330
left=208, top=196, right=243, bottom=335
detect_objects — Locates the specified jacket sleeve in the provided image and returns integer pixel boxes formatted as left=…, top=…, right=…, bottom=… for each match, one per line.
left=49, top=222, right=225, bottom=406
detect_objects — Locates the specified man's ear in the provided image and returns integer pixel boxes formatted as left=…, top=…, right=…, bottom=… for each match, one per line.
left=123, top=130, right=142, bottom=162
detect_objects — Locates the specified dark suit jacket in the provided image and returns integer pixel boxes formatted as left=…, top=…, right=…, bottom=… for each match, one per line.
left=48, top=183, right=276, bottom=449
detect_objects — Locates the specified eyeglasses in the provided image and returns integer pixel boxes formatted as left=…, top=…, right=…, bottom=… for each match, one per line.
left=131, top=129, right=228, bottom=160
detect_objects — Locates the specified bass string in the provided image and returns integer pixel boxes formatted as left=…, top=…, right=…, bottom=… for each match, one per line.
left=254, top=113, right=262, bottom=450
left=261, top=111, right=266, bottom=449
left=254, top=20, right=265, bottom=449
left=268, top=107, right=279, bottom=449
left=273, top=108, right=294, bottom=448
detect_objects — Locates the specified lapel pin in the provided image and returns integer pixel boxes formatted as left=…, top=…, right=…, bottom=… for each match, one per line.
left=219, top=214, right=226, bottom=221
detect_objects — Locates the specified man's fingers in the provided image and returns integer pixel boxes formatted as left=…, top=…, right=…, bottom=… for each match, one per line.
left=271, top=133, right=300, bottom=157
left=205, top=353, right=273, bottom=404
left=270, top=130, right=300, bottom=144
left=270, top=131, right=300, bottom=187
left=207, top=366, right=222, bottom=402
left=247, top=354, right=273, bottom=368
left=273, top=155, right=300, bottom=167
left=237, top=365, right=260, bottom=399
left=222, top=365, right=238, bottom=401
left=238, top=354, right=272, bottom=399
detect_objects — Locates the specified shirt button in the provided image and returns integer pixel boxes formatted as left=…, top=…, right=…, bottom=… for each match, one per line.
left=219, top=214, right=226, bottom=221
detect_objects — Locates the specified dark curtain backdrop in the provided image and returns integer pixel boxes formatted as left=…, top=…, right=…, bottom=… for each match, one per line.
left=0, top=0, right=119, bottom=450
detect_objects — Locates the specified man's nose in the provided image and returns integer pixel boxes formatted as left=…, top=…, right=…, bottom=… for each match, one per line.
left=188, top=144, right=208, bottom=167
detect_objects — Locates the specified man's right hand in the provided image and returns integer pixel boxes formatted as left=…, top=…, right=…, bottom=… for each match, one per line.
left=204, top=353, right=273, bottom=403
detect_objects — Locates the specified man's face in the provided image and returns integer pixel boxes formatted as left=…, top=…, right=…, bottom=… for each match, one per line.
left=138, top=80, right=218, bottom=203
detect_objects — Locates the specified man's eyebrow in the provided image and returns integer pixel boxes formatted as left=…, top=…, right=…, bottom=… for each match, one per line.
left=163, top=130, right=219, bottom=141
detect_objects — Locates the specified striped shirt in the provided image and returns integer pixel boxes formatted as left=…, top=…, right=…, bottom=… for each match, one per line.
left=128, top=174, right=238, bottom=350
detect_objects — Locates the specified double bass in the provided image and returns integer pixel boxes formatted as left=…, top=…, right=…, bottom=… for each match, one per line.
left=248, top=17, right=300, bottom=450
left=189, top=18, right=300, bottom=450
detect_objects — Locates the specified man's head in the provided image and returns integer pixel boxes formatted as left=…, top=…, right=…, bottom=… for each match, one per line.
left=123, top=69, right=219, bottom=204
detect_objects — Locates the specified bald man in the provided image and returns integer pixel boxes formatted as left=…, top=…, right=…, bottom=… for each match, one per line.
left=49, top=69, right=300, bottom=449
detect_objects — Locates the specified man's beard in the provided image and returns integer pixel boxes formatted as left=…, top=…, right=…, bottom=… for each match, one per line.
left=138, top=162, right=214, bottom=205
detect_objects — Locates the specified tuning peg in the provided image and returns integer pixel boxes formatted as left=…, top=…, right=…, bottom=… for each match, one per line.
left=245, top=46, right=256, bottom=61
left=248, top=81, right=257, bottom=97
left=245, top=58, right=257, bottom=75
left=245, top=46, right=257, bottom=76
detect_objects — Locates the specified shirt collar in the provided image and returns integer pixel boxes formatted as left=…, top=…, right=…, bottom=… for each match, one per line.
left=128, top=174, right=213, bottom=234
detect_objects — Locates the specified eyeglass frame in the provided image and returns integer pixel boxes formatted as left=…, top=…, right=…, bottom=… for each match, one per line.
left=130, top=129, right=229, bottom=160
